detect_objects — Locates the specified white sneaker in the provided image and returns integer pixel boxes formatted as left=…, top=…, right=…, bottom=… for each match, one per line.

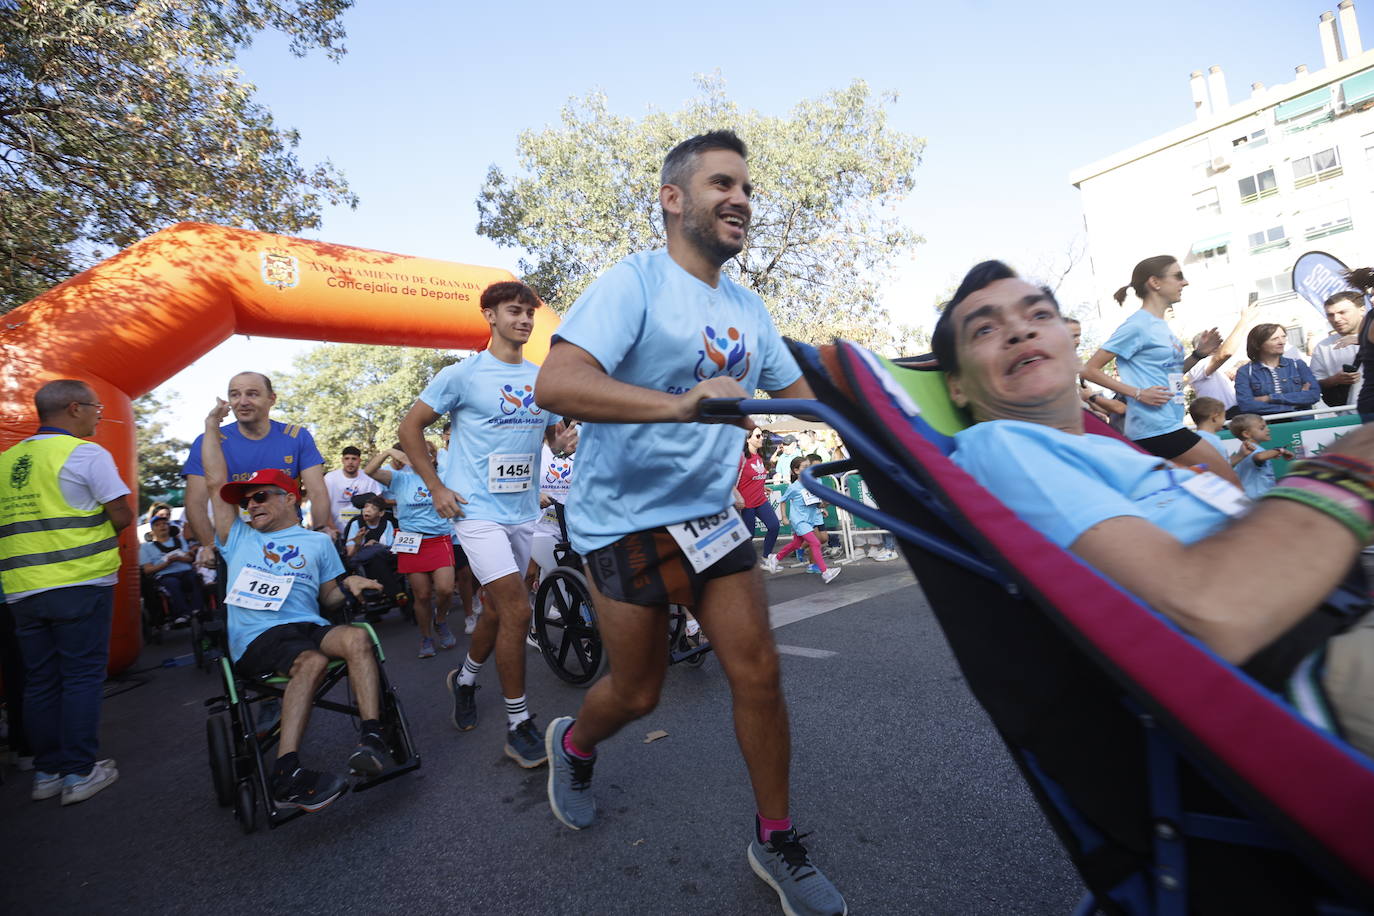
left=60, top=759, right=118, bottom=806
left=32, top=770, right=62, bottom=800
left=821, top=567, right=842, bottom=584
left=874, top=549, right=898, bottom=562
left=464, top=614, right=478, bottom=635
left=760, top=555, right=780, bottom=573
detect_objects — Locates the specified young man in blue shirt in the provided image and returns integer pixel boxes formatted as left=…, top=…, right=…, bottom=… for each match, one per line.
left=202, top=398, right=387, bottom=813
left=534, top=131, right=846, bottom=916
left=398, top=282, right=575, bottom=769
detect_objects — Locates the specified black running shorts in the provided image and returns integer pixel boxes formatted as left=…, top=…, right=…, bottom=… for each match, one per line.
left=238, top=621, right=334, bottom=677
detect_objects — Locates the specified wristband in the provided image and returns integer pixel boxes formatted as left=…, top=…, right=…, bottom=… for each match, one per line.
left=1276, top=476, right=1374, bottom=524
left=1189, top=349, right=1203, bottom=364
left=335, top=573, right=352, bottom=594
left=1282, top=459, right=1374, bottom=503
left=1261, top=486, right=1374, bottom=544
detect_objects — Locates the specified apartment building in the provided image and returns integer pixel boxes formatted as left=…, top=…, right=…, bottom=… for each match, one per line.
left=1071, top=1, right=1374, bottom=347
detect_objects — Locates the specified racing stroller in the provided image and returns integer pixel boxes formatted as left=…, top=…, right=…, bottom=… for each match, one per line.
left=702, top=339, right=1374, bottom=915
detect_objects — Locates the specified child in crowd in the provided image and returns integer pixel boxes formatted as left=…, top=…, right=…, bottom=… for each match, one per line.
left=1187, top=397, right=1230, bottom=463
left=1229, top=413, right=1294, bottom=500
left=774, top=456, right=841, bottom=584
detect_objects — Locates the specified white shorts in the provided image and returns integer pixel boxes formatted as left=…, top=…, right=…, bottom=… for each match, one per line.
left=453, top=518, right=537, bottom=586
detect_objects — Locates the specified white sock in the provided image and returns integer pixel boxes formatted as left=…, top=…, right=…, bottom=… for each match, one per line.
left=505, top=694, right=530, bottom=728
left=457, top=654, right=483, bottom=687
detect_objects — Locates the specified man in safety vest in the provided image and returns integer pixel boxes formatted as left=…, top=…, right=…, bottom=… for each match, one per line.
left=0, top=379, right=133, bottom=806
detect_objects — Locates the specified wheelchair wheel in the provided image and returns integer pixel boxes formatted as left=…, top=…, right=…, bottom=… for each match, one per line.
left=206, top=716, right=234, bottom=807
left=534, top=568, right=603, bottom=686
left=234, top=780, right=259, bottom=834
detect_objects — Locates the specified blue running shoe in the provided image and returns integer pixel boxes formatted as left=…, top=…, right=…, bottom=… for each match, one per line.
left=747, top=822, right=847, bottom=916
left=545, top=716, right=596, bottom=830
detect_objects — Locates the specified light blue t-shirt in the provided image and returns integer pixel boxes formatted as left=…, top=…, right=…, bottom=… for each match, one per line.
left=138, top=537, right=193, bottom=578
left=1103, top=310, right=1186, bottom=441
left=183, top=420, right=324, bottom=480
left=1196, top=429, right=1227, bottom=459
left=952, top=420, right=1233, bottom=549
left=419, top=352, right=561, bottom=525
left=782, top=480, right=823, bottom=536
left=218, top=519, right=342, bottom=661
left=554, top=249, right=802, bottom=554
left=1236, top=449, right=1278, bottom=500
left=386, top=466, right=449, bottom=536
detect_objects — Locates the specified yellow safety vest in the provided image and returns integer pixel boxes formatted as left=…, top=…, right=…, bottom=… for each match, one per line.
left=0, top=435, right=120, bottom=595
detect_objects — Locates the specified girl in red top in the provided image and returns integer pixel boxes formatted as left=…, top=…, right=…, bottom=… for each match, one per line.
left=734, top=427, right=782, bottom=572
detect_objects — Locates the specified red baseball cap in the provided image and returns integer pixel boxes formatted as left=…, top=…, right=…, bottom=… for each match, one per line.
left=218, top=469, right=301, bottom=505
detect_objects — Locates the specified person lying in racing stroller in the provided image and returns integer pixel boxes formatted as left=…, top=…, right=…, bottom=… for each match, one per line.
left=202, top=398, right=392, bottom=812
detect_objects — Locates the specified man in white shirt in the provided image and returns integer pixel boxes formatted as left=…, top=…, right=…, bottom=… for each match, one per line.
left=1309, top=290, right=1366, bottom=409
left=322, top=446, right=383, bottom=534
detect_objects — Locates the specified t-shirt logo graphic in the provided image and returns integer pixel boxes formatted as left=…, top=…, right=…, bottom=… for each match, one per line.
left=262, top=541, right=307, bottom=569
left=544, top=459, right=573, bottom=484
left=415, top=485, right=431, bottom=501
left=499, top=384, right=543, bottom=416
left=695, top=325, right=751, bottom=382
left=9, top=455, right=31, bottom=489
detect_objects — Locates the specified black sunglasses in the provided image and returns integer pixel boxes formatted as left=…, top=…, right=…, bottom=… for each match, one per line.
left=238, top=489, right=282, bottom=510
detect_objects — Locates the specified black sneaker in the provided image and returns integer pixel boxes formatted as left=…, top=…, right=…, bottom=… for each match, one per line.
left=504, top=716, right=548, bottom=768
left=272, top=766, right=348, bottom=813
left=347, top=729, right=393, bottom=777
left=446, top=669, right=478, bottom=731
left=747, top=823, right=847, bottom=916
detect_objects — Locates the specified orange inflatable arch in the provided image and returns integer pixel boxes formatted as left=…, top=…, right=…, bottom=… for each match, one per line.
left=0, top=222, right=559, bottom=674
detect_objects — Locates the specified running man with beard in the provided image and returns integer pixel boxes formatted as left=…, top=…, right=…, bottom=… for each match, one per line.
left=535, top=131, right=846, bottom=916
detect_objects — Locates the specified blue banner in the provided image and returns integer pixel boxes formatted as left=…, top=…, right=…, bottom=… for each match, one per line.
left=1291, top=250, right=1359, bottom=317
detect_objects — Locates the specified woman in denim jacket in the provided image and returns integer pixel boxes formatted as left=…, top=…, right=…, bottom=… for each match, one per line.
left=1234, top=323, right=1321, bottom=420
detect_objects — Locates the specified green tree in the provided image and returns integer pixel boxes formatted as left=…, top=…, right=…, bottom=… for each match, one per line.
left=477, top=75, right=924, bottom=350
left=0, top=0, right=359, bottom=312
left=134, top=390, right=190, bottom=512
left=274, top=343, right=461, bottom=464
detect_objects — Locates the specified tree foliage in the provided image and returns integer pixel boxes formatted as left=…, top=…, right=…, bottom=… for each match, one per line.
left=274, top=343, right=460, bottom=464
left=133, top=389, right=190, bottom=511
left=0, top=0, right=359, bottom=312
left=477, top=75, right=925, bottom=350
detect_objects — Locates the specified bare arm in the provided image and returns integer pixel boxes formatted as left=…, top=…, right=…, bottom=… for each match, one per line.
left=1069, top=424, right=1374, bottom=662
left=535, top=340, right=756, bottom=426
left=201, top=399, right=237, bottom=546
left=1204, top=304, right=1259, bottom=376
left=319, top=574, right=383, bottom=612
left=1081, top=350, right=1172, bottom=407
left=299, top=463, right=331, bottom=535
left=103, top=495, right=133, bottom=533
left=361, top=450, right=397, bottom=487
left=184, top=475, right=213, bottom=555
left=398, top=401, right=466, bottom=518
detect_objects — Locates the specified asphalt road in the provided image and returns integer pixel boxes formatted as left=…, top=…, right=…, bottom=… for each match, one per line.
left=0, top=560, right=1083, bottom=915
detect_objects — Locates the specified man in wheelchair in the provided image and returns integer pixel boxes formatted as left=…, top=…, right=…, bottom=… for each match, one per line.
left=138, top=513, right=204, bottom=626
left=932, top=260, right=1374, bottom=757
left=202, top=398, right=391, bottom=812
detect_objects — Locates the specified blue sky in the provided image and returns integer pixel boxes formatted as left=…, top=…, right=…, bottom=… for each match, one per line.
left=159, top=0, right=1341, bottom=437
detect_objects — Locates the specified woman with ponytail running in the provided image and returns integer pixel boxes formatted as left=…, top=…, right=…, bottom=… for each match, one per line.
left=1081, top=255, right=1239, bottom=485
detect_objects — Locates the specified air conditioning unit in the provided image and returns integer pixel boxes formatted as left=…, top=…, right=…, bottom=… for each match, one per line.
left=1210, top=155, right=1231, bottom=172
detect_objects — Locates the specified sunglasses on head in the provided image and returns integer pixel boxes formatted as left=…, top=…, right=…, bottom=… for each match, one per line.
left=238, top=489, right=282, bottom=510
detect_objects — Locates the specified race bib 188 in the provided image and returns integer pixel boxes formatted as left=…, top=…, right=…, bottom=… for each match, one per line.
left=227, top=566, right=296, bottom=612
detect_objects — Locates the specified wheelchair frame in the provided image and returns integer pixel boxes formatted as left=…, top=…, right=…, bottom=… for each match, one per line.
left=203, top=620, right=420, bottom=833
left=530, top=504, right=710, bottom=687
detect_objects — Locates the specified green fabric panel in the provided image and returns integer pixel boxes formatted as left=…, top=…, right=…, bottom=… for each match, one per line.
left=1275, top=87, right=1330, bottom=121
left=1342, top=68, right=1374, bottom=107
left=876, top=355, right=972, bottom=435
